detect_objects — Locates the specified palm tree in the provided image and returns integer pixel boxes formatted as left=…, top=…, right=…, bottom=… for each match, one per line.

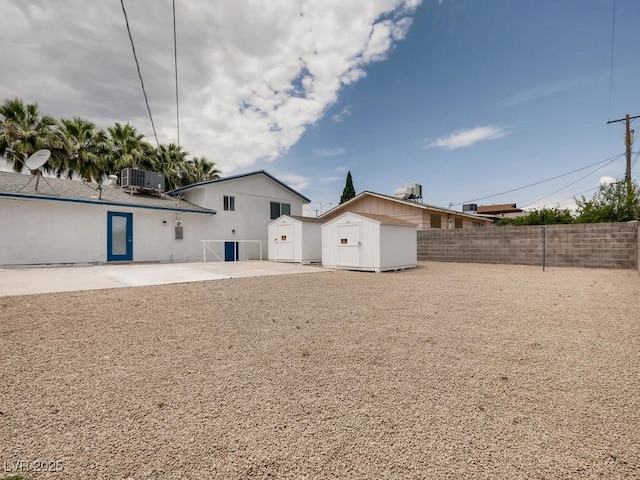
left=0, top=97, right=57, bottom=172
left=104, top=122, right=151, bottom=176
left=155, top=142, right=189, bottom=190
left=55, top=117, right=108, bottom=182
left=187, top=156, right=220, bottom=184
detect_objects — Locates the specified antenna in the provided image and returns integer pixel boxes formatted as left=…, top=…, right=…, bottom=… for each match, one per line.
left=17, top=149, right=59, bottom=195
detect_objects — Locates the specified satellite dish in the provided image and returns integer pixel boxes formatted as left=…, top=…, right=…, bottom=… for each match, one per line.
left=25, top=149, right=51, bottom=171
left=17, top=149, right=58, bottom=195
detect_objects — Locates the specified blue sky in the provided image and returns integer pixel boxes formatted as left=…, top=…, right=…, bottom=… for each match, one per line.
left=263, top=0, right=640, bottom=213
left=2, top=0, right=639, bottom=216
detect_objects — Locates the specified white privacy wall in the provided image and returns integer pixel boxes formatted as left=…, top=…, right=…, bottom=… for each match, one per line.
left=0, top=197, right=215, bottom=265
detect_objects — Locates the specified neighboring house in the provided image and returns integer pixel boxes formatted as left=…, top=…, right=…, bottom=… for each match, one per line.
left=169, top=170, right=311, bottom=256
left=0, top=171, right=215, bottom=265
left=477, top=203, right=524, bottom=219
left=320, top=191, right=494, bottom=229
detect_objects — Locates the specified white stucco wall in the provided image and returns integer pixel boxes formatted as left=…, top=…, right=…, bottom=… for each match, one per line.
left=0, top=197, right=215, bottom=265
left=182, top=174, right=306, bottom=252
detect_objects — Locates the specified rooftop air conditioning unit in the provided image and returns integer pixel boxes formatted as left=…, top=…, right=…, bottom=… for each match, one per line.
left=462, top=203, right=478, bottom=214
left=394, top=183, right=423, bottom=201
left=394, top=185, right=413, bottom=199
left=121, top=168, right=165, bottom=192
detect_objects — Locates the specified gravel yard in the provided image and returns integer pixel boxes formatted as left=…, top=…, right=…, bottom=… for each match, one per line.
left=1, top=261, right=639, bottom=479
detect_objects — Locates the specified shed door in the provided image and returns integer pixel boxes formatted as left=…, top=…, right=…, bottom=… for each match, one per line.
left=275, top=223, right=294, bottom=260
left=337, top=223, right=361, bottom=267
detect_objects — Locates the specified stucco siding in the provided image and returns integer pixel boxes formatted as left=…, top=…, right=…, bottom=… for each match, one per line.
left=0, top=198, right=214, bottom=265
left=182, top=174, right=306, bottom=249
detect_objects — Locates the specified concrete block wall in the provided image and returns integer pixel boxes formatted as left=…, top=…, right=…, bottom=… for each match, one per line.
left=417, top=221, right=639, bottom=269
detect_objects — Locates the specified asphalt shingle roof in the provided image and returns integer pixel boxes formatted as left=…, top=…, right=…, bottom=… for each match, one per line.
left=0, top=171, right=215, bottom=214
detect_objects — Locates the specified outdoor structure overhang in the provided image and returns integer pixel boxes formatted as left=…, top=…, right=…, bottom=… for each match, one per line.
left=321, top=191, right=493, bottom=222
left=168, top=170, right=312, bottom=203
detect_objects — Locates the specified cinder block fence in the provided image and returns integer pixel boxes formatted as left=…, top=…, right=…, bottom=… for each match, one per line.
left=417, top=221, right=639, bottom=269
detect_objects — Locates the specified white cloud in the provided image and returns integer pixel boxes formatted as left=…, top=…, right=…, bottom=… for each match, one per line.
left=424, top=125, right=507, bottom=150
left=0, top=1, right=422, bottom=175
left=599, top=176, right=617, bottom=185
left=332, top=107, right=351, bottom=122
left=277, top=173, right=311, bottom=192
left=313, top=147, right=346, bottom=157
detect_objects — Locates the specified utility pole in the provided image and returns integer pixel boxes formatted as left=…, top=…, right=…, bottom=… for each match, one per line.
left=607, top=114, right=640, bottom=192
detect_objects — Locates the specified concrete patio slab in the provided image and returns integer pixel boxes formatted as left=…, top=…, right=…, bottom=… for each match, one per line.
left=0, top=261, right=325, bottom=297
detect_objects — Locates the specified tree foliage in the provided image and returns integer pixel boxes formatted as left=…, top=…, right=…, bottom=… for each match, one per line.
left=575, top=180, right=640, bottom=223
left=0, top=97, right=220, bottom=189
left=340, top=170, right=356, bottom=204
left=0, top=97, right=57, bottom=172
left=496, top=207, right=574, bottom=226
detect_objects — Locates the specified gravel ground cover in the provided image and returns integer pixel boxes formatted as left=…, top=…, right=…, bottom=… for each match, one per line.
left=1, top=261, right=639, bottom=479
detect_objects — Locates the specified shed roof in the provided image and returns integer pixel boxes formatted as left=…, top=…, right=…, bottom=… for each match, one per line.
left=322, top=191, right=493, bottom=222
left=286, top=215, right=324, bottom=223
left=331, top=211, right=416, bottom=226
left=0, top=171, right=215, bottom=214
left=169, top=170, right=311, bottom=203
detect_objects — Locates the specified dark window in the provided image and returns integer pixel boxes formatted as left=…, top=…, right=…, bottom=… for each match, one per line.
left=454, top=218, right=463, bottom=229
left=270, top=202, right=291, bottom=219
left=430, top=214, right=441, bottom=229
left=224, top=196, right=235, bottom=211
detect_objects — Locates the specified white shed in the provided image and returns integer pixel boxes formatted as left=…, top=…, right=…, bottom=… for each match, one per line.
left=268, top=215, right=322, bottom=264
left=322, top=212, right=416, bottom=272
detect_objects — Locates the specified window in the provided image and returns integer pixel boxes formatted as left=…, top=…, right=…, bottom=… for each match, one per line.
left=223, top=195, right=235, bottom=211
left=430, top=214, right=441, bottom=229
left=454, top=218, right=463, bottom=229
left=270, top=202, right=291, bottom=219
left=472, top=221, right=485, bottom=228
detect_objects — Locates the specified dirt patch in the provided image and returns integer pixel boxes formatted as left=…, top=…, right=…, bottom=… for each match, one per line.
left=1, top=262, right=639, bottom=479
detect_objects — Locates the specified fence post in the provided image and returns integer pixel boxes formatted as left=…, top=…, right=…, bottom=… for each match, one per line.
left=542, top=226, right=546, bottom=271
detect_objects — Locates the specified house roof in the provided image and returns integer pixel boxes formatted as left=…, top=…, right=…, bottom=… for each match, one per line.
left=477, top=203, right=523, bottom=214
left=0, top=171, right=215, bottom=214
left=321, top=191, right=493, bottom=222
left=168, top=170, right=311, bottom=203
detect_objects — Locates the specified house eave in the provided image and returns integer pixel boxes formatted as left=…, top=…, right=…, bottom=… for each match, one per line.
left=0, top=192, right=217, bottom=215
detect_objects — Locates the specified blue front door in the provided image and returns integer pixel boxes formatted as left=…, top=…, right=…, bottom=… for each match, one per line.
left=107, top=212, right=133, bottom=261
left=224, top=241, right=239, bottom=262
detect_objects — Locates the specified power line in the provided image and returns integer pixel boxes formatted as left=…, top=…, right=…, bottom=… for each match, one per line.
left=120, top=0, right=160, bottom=148
left=453, top=153, right=625, bottom=206
left=521, top=154, right=621, bottom=208
left=173, top=0, right=180, bottom=146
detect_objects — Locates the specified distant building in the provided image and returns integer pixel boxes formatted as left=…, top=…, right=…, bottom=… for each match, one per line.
left=321, top=191, right=494, bottom=229
left=476, top=203, right=524, bottom=219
